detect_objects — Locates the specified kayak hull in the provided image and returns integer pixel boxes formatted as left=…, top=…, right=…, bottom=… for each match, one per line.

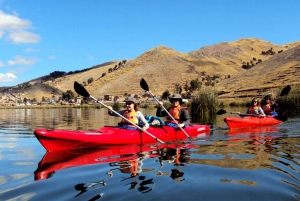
left=34, top=125, right=210, bottom=151
left=224, top=116, right=282, bottom=129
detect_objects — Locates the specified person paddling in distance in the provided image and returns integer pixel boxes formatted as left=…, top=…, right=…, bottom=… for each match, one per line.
left=261, top=95, right=273, bottom=115
left=262, top=94, right=282, bottom=117
left=156, top=94, right=190, bottom=128
left=107, top=97, right=149, bottom=132
left=238, top=97, right=266, bottom=117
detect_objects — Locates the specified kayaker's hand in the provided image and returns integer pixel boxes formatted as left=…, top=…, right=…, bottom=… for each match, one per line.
left=142, top=126, right=147, bottom=132
left=179, top=123, right=185, bottom=128
left=107, top=106, right=112, bottom=111
left=158, top=101, right=163, bottom=108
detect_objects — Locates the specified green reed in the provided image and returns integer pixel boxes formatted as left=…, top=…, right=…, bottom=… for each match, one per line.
left=190, top=88, right=219, bottom=124
left=276, top=84, right=300, bottom=116
left=112, top=102, right=120, bottom=111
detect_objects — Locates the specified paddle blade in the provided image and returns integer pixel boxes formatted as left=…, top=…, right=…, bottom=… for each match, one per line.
left=280, top=85, right=291, bottom=97
left=140, top=78, right=149, bottom=91
left=74, top=81, right=90, bottom=98
left=216, top=109, right=226, bottom=115
left=274, top=115, right=288, bottom=122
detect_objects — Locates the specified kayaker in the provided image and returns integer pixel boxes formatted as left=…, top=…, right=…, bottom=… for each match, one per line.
left=107, top=97, right=149, bottom=131
left=262, top=95, right=279, bottom=117
left=238, top=98, right=266, bottom=117
left=156, top=94, right=190, bottom=128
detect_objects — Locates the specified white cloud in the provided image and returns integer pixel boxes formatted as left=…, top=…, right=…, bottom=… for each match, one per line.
left=7, top=67, right=27, bottom=75
left=88, top=56, right=94, bottom=60
left=6, top=31, right=40, bottom=43
left=0, top=73, right=18, bottom=83
left=0, top=60, right=5, bottom=67
left=48, top=56, right=56, bottom=60
left=7, top=55, right=39, bottom=66
left=0, top=10, right=41, bottom=44
left=25, top=47, right=40, bottom=53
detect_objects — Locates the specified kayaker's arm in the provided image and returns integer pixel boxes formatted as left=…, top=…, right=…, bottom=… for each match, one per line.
left=136, top=111, right=149, bottom=130
left=180, top=108, right=190, bottom=127
left=156, top=106, right=168, bottom=117
left=258, top=107, right=266, bottom=117
left=107, top=107, right=124, bottom=117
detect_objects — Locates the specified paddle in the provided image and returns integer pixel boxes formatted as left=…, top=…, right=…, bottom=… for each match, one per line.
left=73, top=81, right=164, bottom=144
left=216, top=109, right=288, bottom=121
left=279, top=85, right=291, bottom=97
left=139, top=78, right=191, bottom=139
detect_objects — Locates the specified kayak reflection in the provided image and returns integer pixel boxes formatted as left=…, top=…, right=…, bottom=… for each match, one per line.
left=34, top=143, right=194, bottom=199
left=227, top=126, right=281, bottom=152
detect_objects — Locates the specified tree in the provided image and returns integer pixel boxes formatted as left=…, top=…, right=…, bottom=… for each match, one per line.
left=87, top=77, right=94, bottom=84
left=175, top=84, right=182, bottom=94
left=184, top=80, right=189, bottom=93
left=161, top=90, right=170, bottom=100
left=62, top=90, right=75, bottom=101
left=190, top=78, right=201, bottom=92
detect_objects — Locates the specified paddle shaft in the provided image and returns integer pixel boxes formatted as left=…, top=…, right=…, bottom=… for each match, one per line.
left=146, top=90, right=191, bottom=138
left=227, top=111, right=263, bottom=117
left=89, top=95, right=164, bottom=144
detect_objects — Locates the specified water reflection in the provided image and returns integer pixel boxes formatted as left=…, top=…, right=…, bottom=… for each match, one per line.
left=0, top=108, right=299, bottom=200
left=34, top=143, right=193, bottom=198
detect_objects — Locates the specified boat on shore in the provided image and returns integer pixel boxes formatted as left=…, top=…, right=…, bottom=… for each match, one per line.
left=34, top=124, right=210, bottom=151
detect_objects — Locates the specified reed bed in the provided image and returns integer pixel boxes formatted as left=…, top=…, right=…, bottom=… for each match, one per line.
left=276, top=84, right=300, bottom=116
left=190, top=89, right=219, bottom=124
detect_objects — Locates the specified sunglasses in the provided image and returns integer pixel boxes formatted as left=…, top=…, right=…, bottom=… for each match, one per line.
left=252, top=101, right=257, bottom=103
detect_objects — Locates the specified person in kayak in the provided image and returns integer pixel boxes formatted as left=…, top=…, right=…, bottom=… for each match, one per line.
left=262, top=95, right=274, bottom=115
left=238, top=98, right=266, bottom=117
left=262, top=95, right=279, bottom=117
left=156, top=94, right=190, bottom=128
left=107, top=97, right=149, bottom=131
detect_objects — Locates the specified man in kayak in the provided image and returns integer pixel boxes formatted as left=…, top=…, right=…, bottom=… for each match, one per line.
left=107, top=97, right=149, bottom=131
left=238, top=98, right=266, bottom=117
left=156, top=94, right=190, bottom=128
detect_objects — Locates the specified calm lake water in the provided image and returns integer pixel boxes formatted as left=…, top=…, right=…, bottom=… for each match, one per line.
left=0, top=107, right=299, bottom=201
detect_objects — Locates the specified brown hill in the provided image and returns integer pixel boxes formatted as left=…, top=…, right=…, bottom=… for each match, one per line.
left=1, top=38, right=300, bottom=102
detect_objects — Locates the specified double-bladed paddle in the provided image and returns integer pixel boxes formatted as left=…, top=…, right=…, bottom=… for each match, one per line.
left=279, top=85, right=291, bottom=97
left=139, top=78, right=191, bottom=139
left=73, top=81, right=164, bottom=144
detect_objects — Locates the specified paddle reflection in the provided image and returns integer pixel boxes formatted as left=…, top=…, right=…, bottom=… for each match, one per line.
left=34, top=143, right=193, bottom=199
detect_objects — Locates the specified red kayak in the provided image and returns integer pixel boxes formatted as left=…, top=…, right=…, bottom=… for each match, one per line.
left=34, top=124, right=210, bottom=151
left=224, top=116, right=282, bottom=129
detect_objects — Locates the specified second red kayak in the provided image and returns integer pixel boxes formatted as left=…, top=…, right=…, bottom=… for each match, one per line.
left=224, top=116, right=282, bottom=129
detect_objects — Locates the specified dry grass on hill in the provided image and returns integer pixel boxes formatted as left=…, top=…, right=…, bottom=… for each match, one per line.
left=2, top=38, right=300, bottom=102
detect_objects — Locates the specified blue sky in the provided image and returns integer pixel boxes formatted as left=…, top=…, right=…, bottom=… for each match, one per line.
left=0, top=0, right=299, bottom=86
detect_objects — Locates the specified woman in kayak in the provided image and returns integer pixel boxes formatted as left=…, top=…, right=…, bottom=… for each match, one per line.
left=107, top=97, right=149, bottom=131
left=262, top=95, right=279, bottom=117
left=156, top=94, right=190, bottom=128
left=238, top=98, right=266, bottom=117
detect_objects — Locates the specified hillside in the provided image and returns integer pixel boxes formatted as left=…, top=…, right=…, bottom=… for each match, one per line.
left=1, top=38, right=300, bottom=102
